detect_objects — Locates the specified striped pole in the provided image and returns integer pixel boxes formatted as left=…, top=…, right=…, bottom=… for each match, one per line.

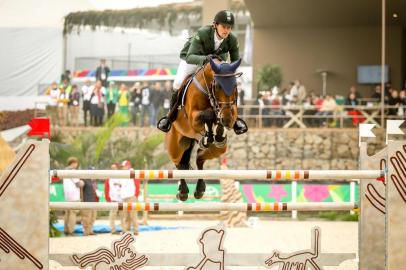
left=51, top=169, right=384, bottom=181
left=50, top=202, right=358, bottom=212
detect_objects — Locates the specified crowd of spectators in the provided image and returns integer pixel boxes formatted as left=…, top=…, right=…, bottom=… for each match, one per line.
left=61, top=157, right=140, bottom=236
left=46, top=79, right=172, bottom=128
left=45, top=60, right=406, bottom=128
left=249, top=80, right=406, bottom=128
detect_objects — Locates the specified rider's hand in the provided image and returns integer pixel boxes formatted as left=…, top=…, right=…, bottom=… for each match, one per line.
left=203, top=54, right=220, bottom=64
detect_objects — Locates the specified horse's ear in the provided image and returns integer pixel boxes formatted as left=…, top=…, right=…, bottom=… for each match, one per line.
left=229, top=58, right=242, bottom=72
left=209, top=58, right=222, bottom=74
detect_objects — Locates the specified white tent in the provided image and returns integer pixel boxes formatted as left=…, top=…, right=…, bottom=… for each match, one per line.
left=0, top=0, right=96, bottom=97
left=0, top=0, right=189, bottom=111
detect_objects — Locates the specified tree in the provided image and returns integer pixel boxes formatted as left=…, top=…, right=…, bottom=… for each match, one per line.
left=50, top=114, right=169, bottom=169
left=256, top=64, right=283, bottom=92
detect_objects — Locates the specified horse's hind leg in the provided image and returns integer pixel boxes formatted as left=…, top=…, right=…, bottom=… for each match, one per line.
left=176, top=140, right=195, bottom=201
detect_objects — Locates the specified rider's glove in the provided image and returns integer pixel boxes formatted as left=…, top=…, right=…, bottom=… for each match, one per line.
left=203, top=54, right=220, bottom=64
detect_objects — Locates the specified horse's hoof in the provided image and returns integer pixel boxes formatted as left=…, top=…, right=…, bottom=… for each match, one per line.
left=194, top=191, right=205, bottom=199
left=176, top=193, right=188, bottom=201
left=194, top=179, right=206, bottom=199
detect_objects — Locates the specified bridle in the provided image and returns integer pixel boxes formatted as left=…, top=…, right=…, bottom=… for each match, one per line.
left=201, top=67, right=242, bottom=121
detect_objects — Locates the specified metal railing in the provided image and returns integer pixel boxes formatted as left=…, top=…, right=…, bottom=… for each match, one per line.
left=237, top=104, right=405, bottom=128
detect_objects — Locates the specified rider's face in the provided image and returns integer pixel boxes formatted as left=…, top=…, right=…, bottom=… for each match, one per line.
left=215, top=24, right=232, bottom=39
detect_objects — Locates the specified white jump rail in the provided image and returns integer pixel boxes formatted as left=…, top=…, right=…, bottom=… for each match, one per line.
left=50, top=202, right=358, bottom=212
left=51, top=169, right=384, bottom=181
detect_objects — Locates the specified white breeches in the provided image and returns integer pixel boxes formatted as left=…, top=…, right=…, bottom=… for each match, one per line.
left=173, top=59, right=199, bottom=90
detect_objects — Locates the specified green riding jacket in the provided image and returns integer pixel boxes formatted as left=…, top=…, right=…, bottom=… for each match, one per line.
left=180, top=25, right=240, bottom=66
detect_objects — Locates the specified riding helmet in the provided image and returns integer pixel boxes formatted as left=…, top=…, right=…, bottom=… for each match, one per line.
left=213, top=10, right=235, bottom=27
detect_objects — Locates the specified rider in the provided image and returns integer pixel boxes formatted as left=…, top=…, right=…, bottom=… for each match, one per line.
left=157, top=10, right=247, bottom=134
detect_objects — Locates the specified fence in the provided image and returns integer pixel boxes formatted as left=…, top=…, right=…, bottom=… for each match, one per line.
left=34, top=101, right=405, bottom=129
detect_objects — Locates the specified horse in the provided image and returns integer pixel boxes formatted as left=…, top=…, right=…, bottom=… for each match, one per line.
left=165, top=58, right=243, bottom=201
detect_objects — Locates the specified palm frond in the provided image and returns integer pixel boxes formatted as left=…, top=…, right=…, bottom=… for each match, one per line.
left=95, top=114, right=126, bottom=163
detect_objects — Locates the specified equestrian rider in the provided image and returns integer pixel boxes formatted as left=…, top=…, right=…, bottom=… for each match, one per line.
left=157, top=10, right=247, bottom=134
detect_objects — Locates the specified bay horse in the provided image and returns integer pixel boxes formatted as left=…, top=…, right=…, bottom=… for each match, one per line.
left=166, top=58, right=243, bottom=201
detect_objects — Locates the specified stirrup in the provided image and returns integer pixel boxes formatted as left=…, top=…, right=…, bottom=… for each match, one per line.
left=157, top=117, right=172, bottom=133
left=233, top=118, right=248, bottom=135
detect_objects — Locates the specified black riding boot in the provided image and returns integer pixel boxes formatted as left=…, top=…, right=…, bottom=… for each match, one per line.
left=157, top=91, right=179, bottom=132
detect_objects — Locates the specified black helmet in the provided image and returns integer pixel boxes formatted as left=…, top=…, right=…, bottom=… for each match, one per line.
left=214, top=10, right=235, bottom=27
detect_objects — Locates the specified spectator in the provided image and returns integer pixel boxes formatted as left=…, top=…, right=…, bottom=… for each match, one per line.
left=117, top=83, right=130, bottom=126
left=315, top=94, right=337, bottom=126
left=313, top=94, right=324, bottom=111
left=313, top=94, right=325, bottom=126
left=63, top=157, right=84, bottom=236
left=279, top=88, right=289, bottom=105
left=104, top=163, right=122, bottom=235
left=120, top=160, right=140, bottom=235
left=303, top=95, right=317, bottom=127
left=60, top=79, right=72, bottom=97
left=237, top=81, right=245, bottom=115
left=45, top=82, right=60, bottom=127
left=162, top=81, right=172, bottom=118
left=250, top=93, right=262, bottom=116
left=57, top=86, right=69, bottom=126
left=399, top=89, right=406, bottom=105
left=151, top=82, right=164, bottom=124
left=81, top=79, right=93, bottom=127
left=130, top=82, right=142, bottom=126
left=251, top=93, right=270, bottom=127
left=140, top=82, right=152, bottom=127
left=60, top=70, right=71, bottom=85
left=399, top=89, right=406, bottom=117
left=68, top=85, right=81, bottom=127
left=269, top=95, right=283, bottom=127
left=387, top=89, right=401, bottom=116
left=105, top=82, right=119, bottom=119
left=348, top=85, right=362, bottom=100
left=95, top=59, right=110, bottom=87
left=81, top=166, right=100, bottom=236
left=400, top=89, right=406, bottom=105
left=289, top=82, right=298, bottom=98
left=345, top=93, right=364, bottom=127
left=90, top=80, right=106, bottom=127
left=289, top=80, right=307, bottom=103
left=371, top=85, right=388, bottom=103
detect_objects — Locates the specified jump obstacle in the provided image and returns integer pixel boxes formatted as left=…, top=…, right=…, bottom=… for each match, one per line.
left=0, top=134, right=405, bottom=269
left=50, top=201, right=357, bottom=212
left=52, top=169, right=384, bottom=181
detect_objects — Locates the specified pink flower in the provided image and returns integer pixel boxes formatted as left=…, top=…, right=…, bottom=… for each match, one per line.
left=268, top=185, right=288, bottom=201
left=304, top=185, right=330, bottom=202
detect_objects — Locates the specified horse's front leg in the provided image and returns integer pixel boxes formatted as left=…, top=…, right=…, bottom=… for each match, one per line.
left=194, top=148, right=206, bottom=199
left=196, top=109, right=216, bottom=149
left=213, top=123, right=227, bottom=148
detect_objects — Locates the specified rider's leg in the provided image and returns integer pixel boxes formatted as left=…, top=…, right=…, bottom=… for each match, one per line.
left=157, top=60, right=198, bottom=132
